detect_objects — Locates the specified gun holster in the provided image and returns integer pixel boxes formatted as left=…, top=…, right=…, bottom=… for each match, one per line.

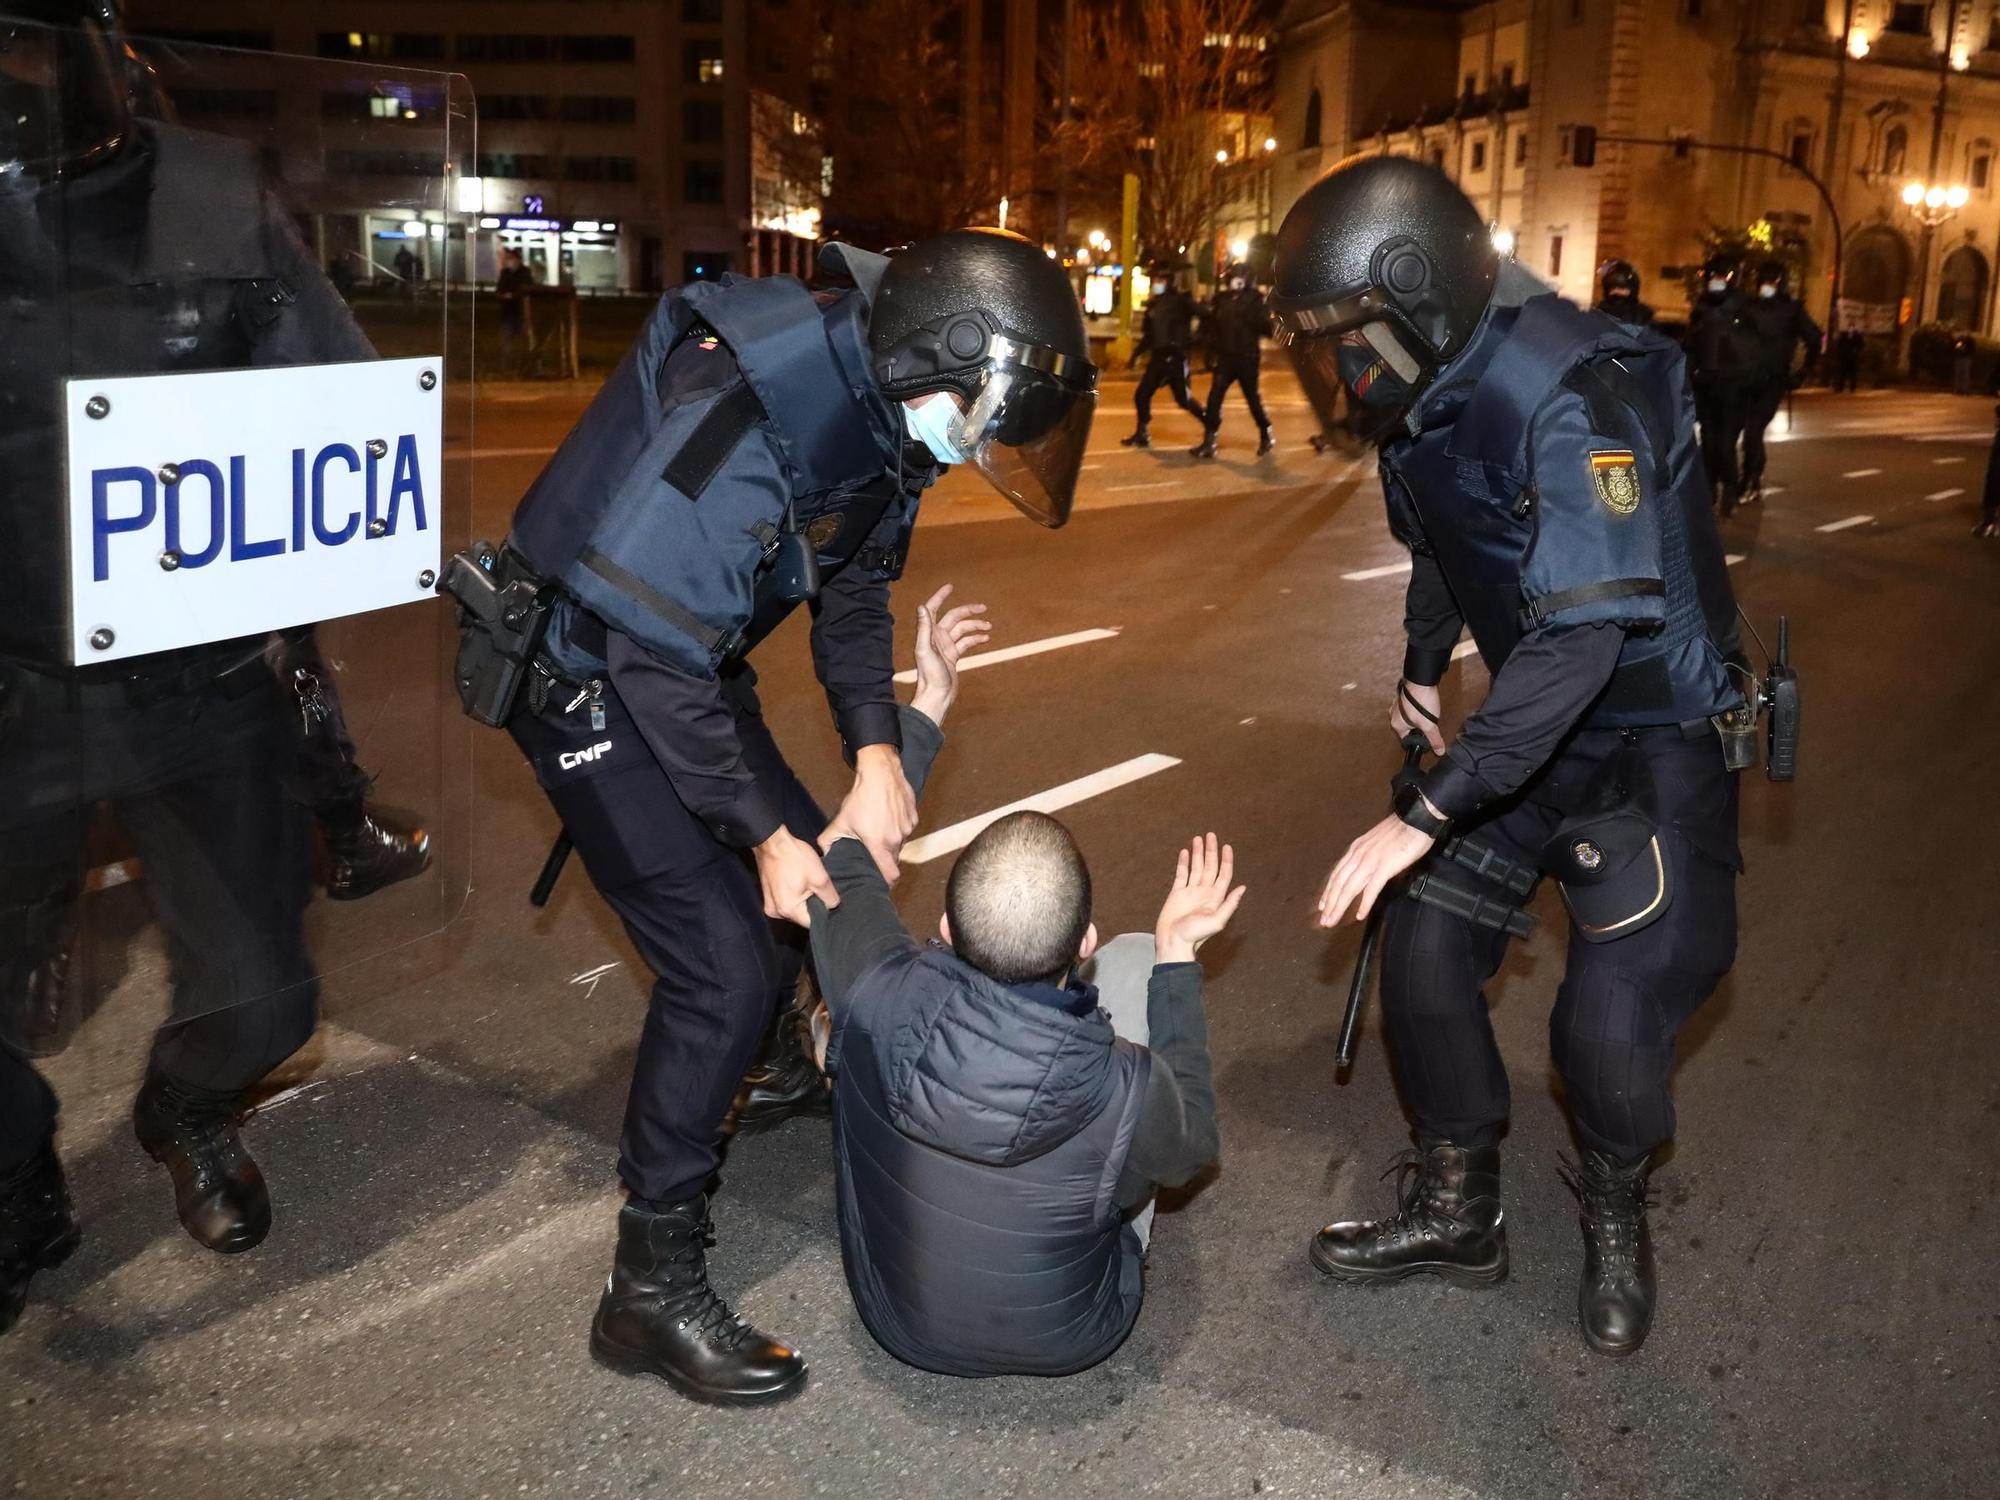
left=438, top=542, right=556, bottom=728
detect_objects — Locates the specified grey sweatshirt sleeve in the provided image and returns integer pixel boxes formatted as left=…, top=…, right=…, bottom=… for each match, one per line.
left=1112, top=962, right=1220, bottom=1210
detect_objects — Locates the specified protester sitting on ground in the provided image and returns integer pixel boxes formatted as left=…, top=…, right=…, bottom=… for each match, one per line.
left=804, top=597, right=1240, bottom=1378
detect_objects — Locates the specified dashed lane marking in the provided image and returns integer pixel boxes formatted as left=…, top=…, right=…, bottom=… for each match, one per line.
left=1933, top=456, right=1966, bottom=465
left=1842, top=468, right=1881, bottom=479
left=901, top=754, right=1183, bottom=865
left=892, top=628, right=1120, bottom=685
left=1725, top=553, right=1747, bottom=566
left=1342, top=560, right=1414, bottom=582
left=1816, top=514, right=1874, bottom=533
left=1927, top=488, right=1966, bottom=501
left=1104, top=480, right=1181, bottom=492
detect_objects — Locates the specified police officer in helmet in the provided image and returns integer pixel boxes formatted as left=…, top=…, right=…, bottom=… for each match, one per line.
left=1192, top=262, right=1276, bottom=458
left=1271, top=156, right=1747, bottom=1357
left=1594, top=258, right=1653, bottom=328
left=496, top=227, right=1094, bottom=1405
left=1739, top=258, right=1822, bottom=505
left=3, top=0, right=393, bottom=1332
left=1684, top=250, right=1761, bottom=514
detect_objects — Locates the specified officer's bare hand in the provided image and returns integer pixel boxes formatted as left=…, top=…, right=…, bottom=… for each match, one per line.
left=755, top=827, right=839, bottom=926
left=837, top=744, right=918, bottom=883
left=910, top=583, right=992, bottom=726
left=1390, top=679, right=1447, bottom=756
left=1154, top=833, right=1247, bottom=965
left=1316, top=815, right=1436, bottom=928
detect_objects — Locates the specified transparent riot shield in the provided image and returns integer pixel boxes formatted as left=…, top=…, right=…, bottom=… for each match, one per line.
left=0, top=18, right=472, bottom=1108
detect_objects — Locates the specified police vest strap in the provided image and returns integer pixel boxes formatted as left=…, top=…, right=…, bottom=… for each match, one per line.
left=660, top=380, right=766, bottom=500
left=1518, top=577, right=1666, bottom=630
left=579, top=545, right=739, bottom=658
left=1449, top=295, right=1610, bottom=471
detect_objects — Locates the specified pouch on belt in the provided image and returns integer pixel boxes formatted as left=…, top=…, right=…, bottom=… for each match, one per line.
left=1542, top=738, right=1673, bottom=943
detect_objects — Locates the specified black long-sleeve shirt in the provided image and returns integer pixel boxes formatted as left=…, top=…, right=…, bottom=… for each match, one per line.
left=807, top=710, right=1219, bottom=1210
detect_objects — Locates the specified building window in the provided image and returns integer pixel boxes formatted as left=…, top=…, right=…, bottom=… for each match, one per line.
left=482, top=95, right=553, bottom=122
left=687, top=42, right=726, bottom=83
left=319, top=33, right=441, bottom=61
left=1683, top=0, right=1703, bottom=18
left=177, top=88, right=279, bottom=119
left=475, top=153, right=555, bottom=179
left=1430, top=147, right=1446, bottom=169
left=1549, top=234, right=1564, bottom=278
left=564, top=156, right=638, bottom=182
left=1990, top=14, right=2000, bottom=51
left=1302, top=88, right=1322, bottom=148
left=1788, top=130, right=1812, bottom=168
left=1470, top=139, right=1487, bottom=171
left=684, top=99, right=724, bottom=144
left=1463, top=72, right=1477, bottom=96
left=1515, top=133, right=1529, bottom=166
left=561, top=96, right=639, bottom=125
left=1888, top=4, right=1929, bottom=35
left=1974, top=151, right=1993, bottom=189
left=145, top=28, right=274, bottom=50
left=1883, top=123, right=1909, bottom=177
left=1571, top=0, right=1586, bottom=21
left=684, top=0, right=727, bottom=20
left=458, top=35, right=555, bottom=63
left=562, top=35, right=637, bottom=63
left=1499, top=63, right=1515, bottom=89
left=684, top=159, right=725, bottom=203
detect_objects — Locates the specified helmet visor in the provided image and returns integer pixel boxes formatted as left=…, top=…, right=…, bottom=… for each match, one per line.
left=0, top=14, right=125, bottom=181
left=947, top=349, right=1097, bottom=528
left=1286, top=322, right=1423, bottom=444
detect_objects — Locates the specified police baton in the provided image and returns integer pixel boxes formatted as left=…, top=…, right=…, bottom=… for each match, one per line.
left=1336, top=730, right=1432, bottom=1077
left=529, top=830, right=573, bottom=909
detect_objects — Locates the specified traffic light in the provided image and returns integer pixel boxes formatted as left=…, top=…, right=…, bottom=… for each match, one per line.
left=1572, top=125, right=1597, bottom=168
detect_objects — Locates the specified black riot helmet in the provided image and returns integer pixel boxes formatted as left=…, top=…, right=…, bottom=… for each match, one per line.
left=869, top=227, right=1099, bottom=528
left=0, top=2, right=130, bottom=183
left=1223, top=261, right=1252, bottom=291
left=1701, top=251, right=1740, bottom=293
left=1599, top=258, right=1640, bottom=299
left=1269, top=155, right=1499, bottom=440
left=1755, top=258, right=1789, bottom=294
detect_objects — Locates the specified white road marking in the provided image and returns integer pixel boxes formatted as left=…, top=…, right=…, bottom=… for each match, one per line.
left=1239, top=716, right=1257, bottom=726
left=1759, top=486, right=1785, bottom=496
left=892, top=627, right=1120, bottom=684
left=901, top=754, right=1183, bottom=865
left=1927, top=488, right=1966, bottom=501
left=249, top=1079, right=329, bottom=1116
left=1342, top=560, right=1414, bottom=581
left=1451, top=638, right=1481, bottom=660
left=1816, top=514, right=1874, bottom=533
left=1104, top=480, right=1180, bottom=492
left=1725, top=553, right=1747, bottom=566
left=567, top=962, right=620, bottom=998
left=1842, top=468, right=1881, bottom=479
left=1933, top=456, right=1966, bottom=465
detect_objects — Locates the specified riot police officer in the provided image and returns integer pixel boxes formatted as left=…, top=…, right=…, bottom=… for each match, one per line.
left=1739, top=259, right=1822, bottom=504
left=486, top=228, right=1096, bottom=1405
left=1271, top=157, right=1746, bottom=1358
left=1685, top=251, right=1761, bottom=514
left=1593, top=258, right=1654, bottom=328
left=3, top=1, right=382, bottom=1331
left=1192, top=263, right=1275, bottom=458
left=1120, top=269, right=1207, bottom=448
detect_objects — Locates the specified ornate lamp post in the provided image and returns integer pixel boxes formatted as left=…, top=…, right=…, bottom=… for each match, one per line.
left=1903, top=180, right=1969, bottom=359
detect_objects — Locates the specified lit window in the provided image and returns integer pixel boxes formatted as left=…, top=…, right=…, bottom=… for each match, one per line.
left=701, top=57, right=724, bottom=82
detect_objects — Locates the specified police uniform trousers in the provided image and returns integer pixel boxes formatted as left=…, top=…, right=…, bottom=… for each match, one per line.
left=1202, top=353, right=1271, bottom=433
left=1740, top=381, right=1786, bottom=489
left=508, top=671, right=824, bottom=1205
left=1377, top=726, right=1740, bottom=1163
left=1133, top=348, right=1205, bottom=427
left=0, top=661, right=319, bottom=1175
left=1692, top=382, right=1750, bottom=495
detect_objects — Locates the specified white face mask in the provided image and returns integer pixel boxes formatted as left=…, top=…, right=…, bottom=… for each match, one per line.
left=903, top=394, right=966, bottom=466
left=1708, top=278, right=1730, bottom=294
left=1759, top=283, right=1779, bottom=299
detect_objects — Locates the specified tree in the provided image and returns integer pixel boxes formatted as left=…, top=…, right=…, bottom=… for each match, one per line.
left=1055, top=0, right=1267, bottom=273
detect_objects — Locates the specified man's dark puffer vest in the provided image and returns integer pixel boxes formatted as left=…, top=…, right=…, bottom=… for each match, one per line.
left=829, top=944, right=1152, bottom=1378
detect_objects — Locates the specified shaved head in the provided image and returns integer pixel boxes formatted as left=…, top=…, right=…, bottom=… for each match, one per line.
left=944, top=811, right=1093, bottom=985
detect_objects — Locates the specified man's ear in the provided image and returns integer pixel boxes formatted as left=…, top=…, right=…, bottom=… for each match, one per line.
left=939, top=912, right=953, bottom=947
left=1077, top=923, right=1099, bottom=963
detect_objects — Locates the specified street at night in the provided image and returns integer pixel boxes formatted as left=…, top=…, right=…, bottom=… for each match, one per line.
left=5, top=372, right=1996, bottom=1499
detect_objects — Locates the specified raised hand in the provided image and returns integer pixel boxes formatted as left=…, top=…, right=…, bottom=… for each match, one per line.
left=910, top=582, right=992, bottom=726
left=1154, top=833, right=1248, bottom=965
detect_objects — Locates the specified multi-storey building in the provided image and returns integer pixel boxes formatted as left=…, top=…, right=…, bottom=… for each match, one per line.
left=123, top=0, right=821, bottom=293
left=1274, top=0, right=2000, bottom=336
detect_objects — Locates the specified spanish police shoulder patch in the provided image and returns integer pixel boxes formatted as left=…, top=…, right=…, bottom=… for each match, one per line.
left=1588, top=449, right=1641, bottom=516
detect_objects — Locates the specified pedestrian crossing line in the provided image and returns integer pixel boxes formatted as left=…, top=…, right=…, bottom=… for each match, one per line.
left=892, top=627, right=1121, bottom=685
left=900, top=754, right=1183, bottom=865
left=1926, top=488, right=1966, bottom=501
left=1816, top=514, right=1873, bottom=533
left=1104, top=479, right=1180, bottom=492
left=1933, top=456, right=1966, bottom=465
left=1342, top=560, right=1414, bottom=581
left=1842, top=468, right=1882, bottom=479
left=1725, top=553, right=1747, bottom=566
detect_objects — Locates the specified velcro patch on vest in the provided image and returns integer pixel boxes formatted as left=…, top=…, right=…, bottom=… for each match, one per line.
left=1588, top=449, right=1641, bottom=516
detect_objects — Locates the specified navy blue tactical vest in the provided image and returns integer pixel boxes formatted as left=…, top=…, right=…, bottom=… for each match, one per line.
left=1382, top=294, right=1741, bottom=728
left=829, top=945, right=1152, bottom=1378
left=509, top=268, right=910, bottom=680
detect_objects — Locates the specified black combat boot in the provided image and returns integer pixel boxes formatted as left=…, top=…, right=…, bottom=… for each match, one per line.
left=1, top=1144, right=81, bottom=1336
left=727, top=985, right=830, bottom=1134
left=590, top=1197, right=808, bottom=1406
left=1563, top=1150, right=1656, bottom=1357
left=1119, top=425, right=1151, bottom=448
left=1190, top=426, right=1219, bottom=459
left=323, top=811, right=432, bottom=901
left=132, top=1071, right=271, bottom=1254
left=1740, top=476, right=1762, bottom=506
left=1257, top=426, right=1276, bottom=456
left=1310, top=1138, right=1507, bottom=1286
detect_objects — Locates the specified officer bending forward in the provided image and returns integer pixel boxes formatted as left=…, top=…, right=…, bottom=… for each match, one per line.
left=495, top=231, right=1097, bottom=1404
left=1272, top=159, right=1746, bottom=1357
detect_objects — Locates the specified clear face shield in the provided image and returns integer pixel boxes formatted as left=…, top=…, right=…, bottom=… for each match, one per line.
left=937, top=340, right=1098, bottom=528
left=1283, top=316, right=1427, bottom=445
left=0, top=13, right=125, bottom=182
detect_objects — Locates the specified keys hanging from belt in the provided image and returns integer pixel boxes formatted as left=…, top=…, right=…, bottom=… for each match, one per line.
left=565, top=679, right=606, bottom=732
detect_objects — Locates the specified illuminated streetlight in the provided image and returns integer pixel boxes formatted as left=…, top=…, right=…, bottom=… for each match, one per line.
left=1215, top=148, right=1230, bottom=164
left=1229, top=237, right=1249, bottom=261
left=1490, top=226, right=1517, bottom=257
left=1848, top=33, right=1869, bottom=60
left=1904, top=179, right=1970, bottom=225
left=1952, top=46, right=1971, bottom=72
left=1263, top=136, right=1277, bottom=152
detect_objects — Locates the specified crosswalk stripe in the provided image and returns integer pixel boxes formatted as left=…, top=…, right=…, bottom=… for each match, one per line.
left=901, top=755, right=1184, bottom=865
left=1842, top=468, right=1882, bottom=479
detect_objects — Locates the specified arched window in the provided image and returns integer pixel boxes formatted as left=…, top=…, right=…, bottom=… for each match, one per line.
left=1302, top=88, right=1322, bottom=149
left=1883, top=123, right=1908, bottom=177
left=1971, top=139, right=1993, bottom=191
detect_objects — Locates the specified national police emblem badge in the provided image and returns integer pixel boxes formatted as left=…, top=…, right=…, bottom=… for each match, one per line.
left=1589, top=450, right=1641, bottom=515
left=803, top=513, right=844, bottom=551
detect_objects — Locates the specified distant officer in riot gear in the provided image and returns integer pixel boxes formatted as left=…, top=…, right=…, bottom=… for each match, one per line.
left=1192, top=263, right=1275, bottom=458
left=1684, top=250, right=1761, bottom=514
left=1739, top=258, right=1822, bottom=504
left=487, top=227, right=1096, bottom=1405
left=1593, top=258, right=1653, bottom=328
left=2, top=0, right=396, bottom=1332
left=1272, top=156, right=1747, bottom=1358
left=1120, top=268, right=1206, bottom=448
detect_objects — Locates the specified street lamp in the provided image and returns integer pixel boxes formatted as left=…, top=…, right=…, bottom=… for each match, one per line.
left=1490, top=226, right=1517, bottom=258
left=1902, top=179, right=1970, bottom=223
left=1215, top=148, right=1230, bottom=165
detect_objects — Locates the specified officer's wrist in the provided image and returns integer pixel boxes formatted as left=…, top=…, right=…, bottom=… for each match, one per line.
left=853, top=743, right=901, bottom=776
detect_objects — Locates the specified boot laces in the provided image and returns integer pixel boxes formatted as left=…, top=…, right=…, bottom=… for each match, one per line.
left=1559, top=1154, right=1655, bottom=1275
left=660, top=1214, right=753, bottom=1349
left=1368, top=1149, right=1463, bottom=1243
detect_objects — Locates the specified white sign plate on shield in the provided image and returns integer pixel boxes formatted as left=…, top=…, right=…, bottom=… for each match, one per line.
left=64, top=358, right=444, bottom=665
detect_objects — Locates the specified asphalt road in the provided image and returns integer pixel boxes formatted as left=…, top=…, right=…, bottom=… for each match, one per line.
left=5, top=373, right=1998, bottom=1500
